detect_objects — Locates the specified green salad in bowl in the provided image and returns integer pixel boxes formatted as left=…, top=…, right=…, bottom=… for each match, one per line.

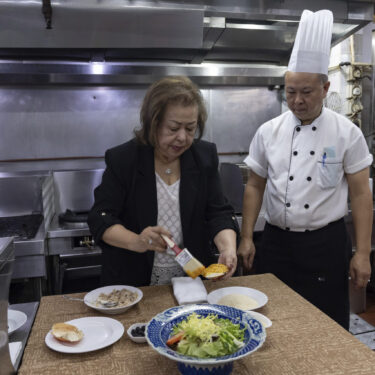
left=146, top=304, right=266, bottom=375
left=167, top=312, right=245, bottom=358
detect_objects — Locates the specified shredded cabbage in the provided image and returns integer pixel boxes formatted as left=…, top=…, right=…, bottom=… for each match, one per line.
left=171, top=313, right=245, bottom=358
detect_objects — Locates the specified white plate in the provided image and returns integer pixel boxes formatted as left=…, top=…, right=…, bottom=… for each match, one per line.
left=45, top=316, right=124, bottom=354
left=84, top=285, right=143, bottom=315
left=8, top=309, right=27, bottom=335
left=247, top=311, right=272, bottom=328
left=207, top=286, right=268, bottom=310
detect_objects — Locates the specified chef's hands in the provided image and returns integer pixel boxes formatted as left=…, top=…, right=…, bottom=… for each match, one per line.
left=237, top=237, right=256, bottom=272
left=350, top=252, right=371, bottom=289
left=137, top=226, right=170, bottom=253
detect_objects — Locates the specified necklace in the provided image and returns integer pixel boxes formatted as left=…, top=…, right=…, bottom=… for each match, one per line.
left=165, top=168, right=172, bottom=175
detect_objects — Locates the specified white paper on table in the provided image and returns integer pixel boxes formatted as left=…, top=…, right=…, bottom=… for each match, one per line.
left=172, top=276, right=208, bottom=305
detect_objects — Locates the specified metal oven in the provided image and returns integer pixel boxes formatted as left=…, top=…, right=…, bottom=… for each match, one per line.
left=47, top=169, right=104, bottom=294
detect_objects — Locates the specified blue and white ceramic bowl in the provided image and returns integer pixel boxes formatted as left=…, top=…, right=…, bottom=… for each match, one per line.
left=146, top=304, right=266, bottom=375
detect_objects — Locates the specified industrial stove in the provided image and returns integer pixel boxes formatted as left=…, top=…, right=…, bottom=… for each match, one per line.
left=46, top=169, right=104, bottom=294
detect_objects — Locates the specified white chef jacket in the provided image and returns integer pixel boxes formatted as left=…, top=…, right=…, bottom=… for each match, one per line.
left=244, top=107, right=373, bottom=231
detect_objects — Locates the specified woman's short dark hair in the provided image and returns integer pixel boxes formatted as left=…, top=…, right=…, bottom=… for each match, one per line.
left=134, top=76, right=207, bottom=146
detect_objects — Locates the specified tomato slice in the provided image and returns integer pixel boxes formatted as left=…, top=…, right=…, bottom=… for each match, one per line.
left=166, top=331, right=185, bottom=347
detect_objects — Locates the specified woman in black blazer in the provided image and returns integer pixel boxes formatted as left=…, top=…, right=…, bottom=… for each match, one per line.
left=88, top=76, right=239, bottom=287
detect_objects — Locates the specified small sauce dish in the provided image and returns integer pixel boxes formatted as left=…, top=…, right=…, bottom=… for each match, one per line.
left=127, top=323, right=147, bottom=343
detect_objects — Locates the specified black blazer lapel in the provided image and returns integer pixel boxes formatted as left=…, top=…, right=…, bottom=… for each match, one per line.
left=180, top=146, right=201, bottom=244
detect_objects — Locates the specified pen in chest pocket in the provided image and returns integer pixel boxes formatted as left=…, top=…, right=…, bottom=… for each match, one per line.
left=322, top=152, right=327, bottom=167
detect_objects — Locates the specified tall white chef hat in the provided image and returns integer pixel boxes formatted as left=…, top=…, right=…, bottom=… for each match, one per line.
left=287, top=9, right=333, bottom=75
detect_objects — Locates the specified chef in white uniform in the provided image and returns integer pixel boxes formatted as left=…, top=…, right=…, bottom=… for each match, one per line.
left=238, top=9, right=373, bottom=329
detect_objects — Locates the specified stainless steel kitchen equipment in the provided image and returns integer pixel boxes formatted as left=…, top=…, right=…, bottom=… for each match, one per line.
left=0, top=1, right=372, bottom=68
left=0, top=1, right=373, bottom=172
left=0, top=237, right=16, bottom=375
left=47, top=169, right=104, bottom=294
left=0, top=237, right=40, bottom=373
left=0, top=172, right=53, bottom=301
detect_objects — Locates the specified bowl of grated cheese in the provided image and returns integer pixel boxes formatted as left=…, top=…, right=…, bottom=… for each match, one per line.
left=207, top=286, right=268, bottom=311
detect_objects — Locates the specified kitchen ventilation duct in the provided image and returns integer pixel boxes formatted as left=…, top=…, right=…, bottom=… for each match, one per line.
left=0, top=0, right=372, bottom=86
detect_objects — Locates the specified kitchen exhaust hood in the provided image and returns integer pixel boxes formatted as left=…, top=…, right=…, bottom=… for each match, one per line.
left=0, top=0, right=373, bottom=86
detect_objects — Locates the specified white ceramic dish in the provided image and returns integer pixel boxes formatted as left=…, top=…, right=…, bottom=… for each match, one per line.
left=127, top=323, right=147, bottom=343
left=84, top=285, right=143, bottom=315
left=45, top=316, right=124, bottom=353
left=207, top=286, right=268, bottom=310
left=8, top=309, right=27, bottom=335
left=247, top=311, right=272, bottom=328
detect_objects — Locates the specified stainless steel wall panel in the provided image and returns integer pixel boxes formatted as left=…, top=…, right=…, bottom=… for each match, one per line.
left=0, top=87, right=145, bottom=160
left=0, top=177, right=45, bottom=216
left=206, top=87, right=281, bottom=153
left=0, top=85, right=281, bottom=170
left=53, top=169, right=104, bottom=213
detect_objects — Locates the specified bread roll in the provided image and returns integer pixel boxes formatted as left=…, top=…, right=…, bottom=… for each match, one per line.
left=202, top=263, right=228, bottom=278
left=51, top=322, right=83, bottom=343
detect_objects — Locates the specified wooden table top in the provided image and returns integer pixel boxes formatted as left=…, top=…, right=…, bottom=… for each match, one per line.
left=18, top=273, right=375, bottom=375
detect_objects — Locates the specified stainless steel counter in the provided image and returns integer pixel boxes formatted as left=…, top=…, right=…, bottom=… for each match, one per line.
left=11, top=219, right=47, bottom=280
left=0, top=237, right=14, bottom=261
left=13, top=221, right=46, bottom=257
